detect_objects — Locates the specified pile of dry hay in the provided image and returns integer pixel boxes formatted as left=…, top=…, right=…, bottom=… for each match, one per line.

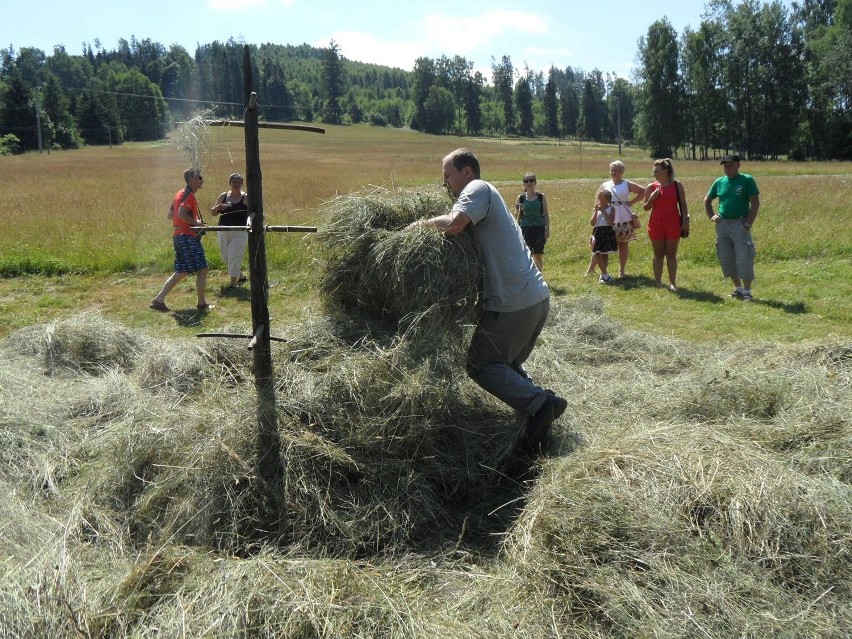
left=318, top=186, right=482, bottom=338
left=1, top=187, right=850, bottom=637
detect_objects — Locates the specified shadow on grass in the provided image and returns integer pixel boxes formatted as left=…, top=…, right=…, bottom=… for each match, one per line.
left=172, top=307, right=210, bottom=327
left=611, top=275, right=732, bottom=303
left=753, top=298, right=808, bottom=314
left=669, top=287, right=727, bottom=303
left=219, top=284, right=251, bottom=301
left=609, top=274, right=659, bottom=290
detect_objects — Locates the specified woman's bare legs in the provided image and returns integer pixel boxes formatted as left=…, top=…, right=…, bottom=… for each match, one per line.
left=650, top=238, right=679, bottom=289
left=617, top=241, right=629, bottom=277
left=651, top=239, right=665, bottom=285
left=665, top=239, right=679, bottom=289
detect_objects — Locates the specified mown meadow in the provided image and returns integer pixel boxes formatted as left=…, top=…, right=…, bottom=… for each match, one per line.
left=0, top=125, right=850, bottom=638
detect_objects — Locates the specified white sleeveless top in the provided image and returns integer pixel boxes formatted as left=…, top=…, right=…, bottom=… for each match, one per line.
left=603, top=179, right=634, bottom=224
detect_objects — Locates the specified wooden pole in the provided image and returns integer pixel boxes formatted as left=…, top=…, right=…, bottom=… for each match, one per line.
left=242, top=44, right=283, bottom=532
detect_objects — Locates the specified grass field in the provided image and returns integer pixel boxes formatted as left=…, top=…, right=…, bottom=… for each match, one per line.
left=1, top=125, right=850, bottom=638
left=1, top=124, right=849, bottom=342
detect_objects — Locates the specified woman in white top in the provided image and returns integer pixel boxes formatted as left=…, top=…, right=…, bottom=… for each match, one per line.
left=586, top=160, right=646, bottom=278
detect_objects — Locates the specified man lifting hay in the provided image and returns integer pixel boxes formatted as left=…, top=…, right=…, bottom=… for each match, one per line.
left=408, top=148, right=567, bottom=451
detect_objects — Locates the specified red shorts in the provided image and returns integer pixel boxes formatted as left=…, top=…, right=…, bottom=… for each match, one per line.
left=647, top=212, right=682, bottom=241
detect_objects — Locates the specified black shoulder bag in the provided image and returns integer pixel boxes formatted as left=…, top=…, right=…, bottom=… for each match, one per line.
left=676, top=180, right=689, bottom=238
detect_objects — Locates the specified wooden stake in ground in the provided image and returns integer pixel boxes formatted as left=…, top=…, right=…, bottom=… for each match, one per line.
left=242, top=45, right=281, bottom=532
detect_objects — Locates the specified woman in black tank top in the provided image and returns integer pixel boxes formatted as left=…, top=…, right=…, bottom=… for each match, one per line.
left=211, top=173, right=249, bottom=288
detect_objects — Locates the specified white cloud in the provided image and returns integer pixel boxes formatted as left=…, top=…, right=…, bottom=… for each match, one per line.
left=421, top=10, right=547, bottom=58
left=318, top=31, right=425, bottom=71
left=317, top=9, right=553, bottom=78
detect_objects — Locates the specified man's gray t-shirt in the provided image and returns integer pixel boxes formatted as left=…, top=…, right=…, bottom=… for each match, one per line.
left=452, top=179, right=549, bottom=312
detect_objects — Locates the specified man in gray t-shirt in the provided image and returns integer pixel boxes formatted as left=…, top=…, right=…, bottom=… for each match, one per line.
left=410, top=148, right=567, bottom=451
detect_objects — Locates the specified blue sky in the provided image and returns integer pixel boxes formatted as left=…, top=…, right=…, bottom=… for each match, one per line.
left=7, top=0, right=797, bottom=81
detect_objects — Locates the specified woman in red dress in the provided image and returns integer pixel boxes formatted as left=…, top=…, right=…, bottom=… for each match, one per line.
left=643, top=158, right=689, bottom=290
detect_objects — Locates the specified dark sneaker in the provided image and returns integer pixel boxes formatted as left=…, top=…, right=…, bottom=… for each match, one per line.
left=730, top=289, right=744, bottom=299
left=741, top=292, right=753, bottom=302
left=525, top=393, right=568, bottom=451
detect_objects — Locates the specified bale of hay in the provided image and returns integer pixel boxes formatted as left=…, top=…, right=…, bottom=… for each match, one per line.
left=318, top=186, right=482, bottom=334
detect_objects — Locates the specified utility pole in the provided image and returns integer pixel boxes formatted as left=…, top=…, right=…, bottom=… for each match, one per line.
left=617, top=91, right=622, bottom=156
left=35, top=85, right=43, bottom=154
left=612, top=73, right=622, bottom=156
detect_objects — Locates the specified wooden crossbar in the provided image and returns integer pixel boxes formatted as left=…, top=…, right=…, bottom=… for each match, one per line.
left=265, top=225, right=318, bottom=232
left=191, top=225, right=317, bottom=233
left=207, top=120, right=326, bottom=134
left=196, top=329, right=288, bottom=347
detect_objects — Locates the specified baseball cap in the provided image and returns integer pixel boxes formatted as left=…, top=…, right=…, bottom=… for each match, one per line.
left=720, top=154, right=740, bottom=164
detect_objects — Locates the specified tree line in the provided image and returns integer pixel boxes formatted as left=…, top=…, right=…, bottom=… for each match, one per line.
left=1, top=0, right=849, bottom=160
left=638, top=0, right=852, bottom=160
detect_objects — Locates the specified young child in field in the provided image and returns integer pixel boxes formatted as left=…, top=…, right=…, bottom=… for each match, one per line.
left=590, top=187, right=618, bottom=284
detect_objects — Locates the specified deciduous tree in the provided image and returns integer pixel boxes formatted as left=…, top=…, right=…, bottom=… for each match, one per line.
left=636, top=18, right=681, bottom=157
left=409, top=56, right=436, bottom=131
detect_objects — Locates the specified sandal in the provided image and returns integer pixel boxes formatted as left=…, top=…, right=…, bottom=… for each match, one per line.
left=196, top=303, right=215, bottom=311
left=150, top=300, right=170, bottom=312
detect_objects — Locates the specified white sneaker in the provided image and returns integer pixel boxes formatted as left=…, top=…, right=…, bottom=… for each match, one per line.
left=598, top=274, right=613, bottom=284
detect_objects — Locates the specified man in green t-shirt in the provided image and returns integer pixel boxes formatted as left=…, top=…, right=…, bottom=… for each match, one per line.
left=704, top=155, right=761, bottom=301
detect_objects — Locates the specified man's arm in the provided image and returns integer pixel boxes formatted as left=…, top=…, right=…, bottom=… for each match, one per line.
left=409, top=210, right=471, bottom=236
left=704, top=193, right=718, bottom=222
left=744, top=194, right=760, bottom=228
left=177, top=205, right=200, bottom=227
